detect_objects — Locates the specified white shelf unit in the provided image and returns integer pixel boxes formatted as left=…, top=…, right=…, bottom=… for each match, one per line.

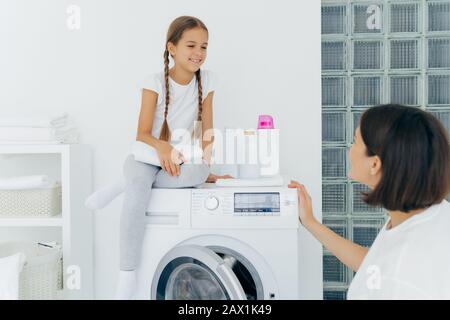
left=0, top=215, right=63, bottom=227
left=0, top=144, right=93, bottom=299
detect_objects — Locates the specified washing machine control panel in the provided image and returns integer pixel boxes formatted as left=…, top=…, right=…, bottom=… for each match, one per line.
left=191, top=188, right=298, bottom=217
left=233, top=192, right=280, bottom=214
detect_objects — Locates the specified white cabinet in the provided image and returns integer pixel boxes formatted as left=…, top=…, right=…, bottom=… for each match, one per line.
left=0, top=144, right=93, bottom=299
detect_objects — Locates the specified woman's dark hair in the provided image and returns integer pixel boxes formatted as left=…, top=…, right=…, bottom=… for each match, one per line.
left=359, top=104, right=450, bottom=212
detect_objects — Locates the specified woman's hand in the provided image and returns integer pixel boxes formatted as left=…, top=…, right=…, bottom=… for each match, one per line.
left=156, top=141, right=185, bottom=177
left=206, top=173, right=234, bottom=183
left=289, top=181, right=369, bottom=273
left=288, top=180, right=318, bottom=228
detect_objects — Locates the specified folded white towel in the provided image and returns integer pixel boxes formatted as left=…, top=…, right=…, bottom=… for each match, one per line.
left=52, top=125, right=79, bottom=144
left=0, top=125, right=79, bottom=144
left=0, top=127, right=56, bottom=141
left=0, top=113, right=68, bottom=128
left=0, top=175, right=56, bottom=190
left=132, top=141, right=203, bottom=167
left=84, top=141, right=204, bottom=211
left=0, top=140, right=61, bottom=145
left=0, top=252, right=26, bottom=300
left=215, top=174, right=284, bottom=187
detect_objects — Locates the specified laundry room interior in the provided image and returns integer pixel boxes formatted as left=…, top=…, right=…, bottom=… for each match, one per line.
left=1, top=0, right=449, bottom=301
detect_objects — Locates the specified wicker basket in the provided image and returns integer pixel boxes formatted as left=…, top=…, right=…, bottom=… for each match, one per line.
left=0, top=184, right=62, bottom=217
left=0, top=242, right=63, bottom=300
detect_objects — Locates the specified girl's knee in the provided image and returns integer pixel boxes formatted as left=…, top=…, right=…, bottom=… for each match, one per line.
left=128, top=175, right=150, bottom=188
left=189, top=163, right=210, bottom=186
left=200, top=163, right=210, bottom=181
left=123, top=154, right=138, bottom=177
left=123, top=154, right=158, bottom=183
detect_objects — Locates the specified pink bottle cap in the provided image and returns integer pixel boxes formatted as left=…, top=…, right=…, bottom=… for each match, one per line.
left=257, top=115, right=274, bottom=129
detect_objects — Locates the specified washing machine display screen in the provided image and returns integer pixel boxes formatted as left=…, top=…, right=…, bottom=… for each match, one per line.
left=234, top=192, right=280, bottom=213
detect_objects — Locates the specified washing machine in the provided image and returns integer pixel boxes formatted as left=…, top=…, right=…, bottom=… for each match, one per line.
left=134, top=183, right=322, bottom=300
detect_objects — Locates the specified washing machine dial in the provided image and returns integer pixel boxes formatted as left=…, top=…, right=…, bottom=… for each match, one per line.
left=204, top=195, right=219, bottom=211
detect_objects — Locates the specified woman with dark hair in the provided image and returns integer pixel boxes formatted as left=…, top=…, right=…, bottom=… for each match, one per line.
left=290, top=104, right=450, bottom=299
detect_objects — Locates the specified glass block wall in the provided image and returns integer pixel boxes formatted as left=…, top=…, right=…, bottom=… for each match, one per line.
left=321, top=0, right=450, bottom=300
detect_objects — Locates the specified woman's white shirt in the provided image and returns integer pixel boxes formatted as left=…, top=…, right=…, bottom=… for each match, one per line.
left=347, top=199, right=450, bottom=300
left=140, top=69, right=217, bottom=144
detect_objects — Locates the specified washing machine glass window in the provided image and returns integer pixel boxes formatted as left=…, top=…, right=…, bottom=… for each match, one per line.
left=210, top=246, right=264, bottom=300
left=165, top=260, right=228, bottom=300
left=153, top=245, right=247, bottom=300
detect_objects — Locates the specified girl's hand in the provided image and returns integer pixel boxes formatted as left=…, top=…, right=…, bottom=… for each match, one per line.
left=288, top=180, right=318, bottom=228
left=206, top=173, right=234, bottom=183
left=156, top=141, right=185, bottom=177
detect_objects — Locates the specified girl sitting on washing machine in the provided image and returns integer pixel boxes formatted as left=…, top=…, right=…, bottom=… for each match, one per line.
left=290, top=104, right=450, bottom=299
left=115, top=16, right=231, bottom=299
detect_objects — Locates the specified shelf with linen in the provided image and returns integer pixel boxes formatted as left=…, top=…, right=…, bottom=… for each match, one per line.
left=0, top=153, right=63, bottom=227
left=0, top=143, right=94, bottom=299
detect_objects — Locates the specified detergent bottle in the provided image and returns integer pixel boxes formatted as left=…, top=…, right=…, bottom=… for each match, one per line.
left=257, top=115, right=279, bottom=176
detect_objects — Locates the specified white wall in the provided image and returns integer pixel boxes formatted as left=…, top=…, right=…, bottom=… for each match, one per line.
left=0, top=0, right=322, bottom=299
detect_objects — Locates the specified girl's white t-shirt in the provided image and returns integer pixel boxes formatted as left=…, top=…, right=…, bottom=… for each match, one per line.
left=140, top=69, right=217, bottom=144
left=347, top=199, right=450, bottom=300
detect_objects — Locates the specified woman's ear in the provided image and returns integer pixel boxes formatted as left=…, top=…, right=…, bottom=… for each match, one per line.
left=370, top=155, right=382, bottom=176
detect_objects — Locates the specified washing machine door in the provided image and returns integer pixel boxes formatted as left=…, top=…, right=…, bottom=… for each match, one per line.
left=151, top=245, right=247, bottom=300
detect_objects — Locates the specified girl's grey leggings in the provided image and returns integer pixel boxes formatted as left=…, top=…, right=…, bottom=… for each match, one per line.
left=120, top=154, right=210, bottom=271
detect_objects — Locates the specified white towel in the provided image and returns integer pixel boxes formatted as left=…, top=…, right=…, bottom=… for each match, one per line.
left=84, top=142, right=204, bottom=211
left=0, top=175, right=56, bottom=190
left=0, top=113, right=68, bottom=128
left=52, top=125, right=79, bottom=144
left=215, top=174, right=284, bottom=187
left=0, top=140, right=61, bottom=145
left=85, top=142, right=204, bottom=211
left=0, top=125, right=79, bottom=144
left=0, top=252, right=26, bottom=300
